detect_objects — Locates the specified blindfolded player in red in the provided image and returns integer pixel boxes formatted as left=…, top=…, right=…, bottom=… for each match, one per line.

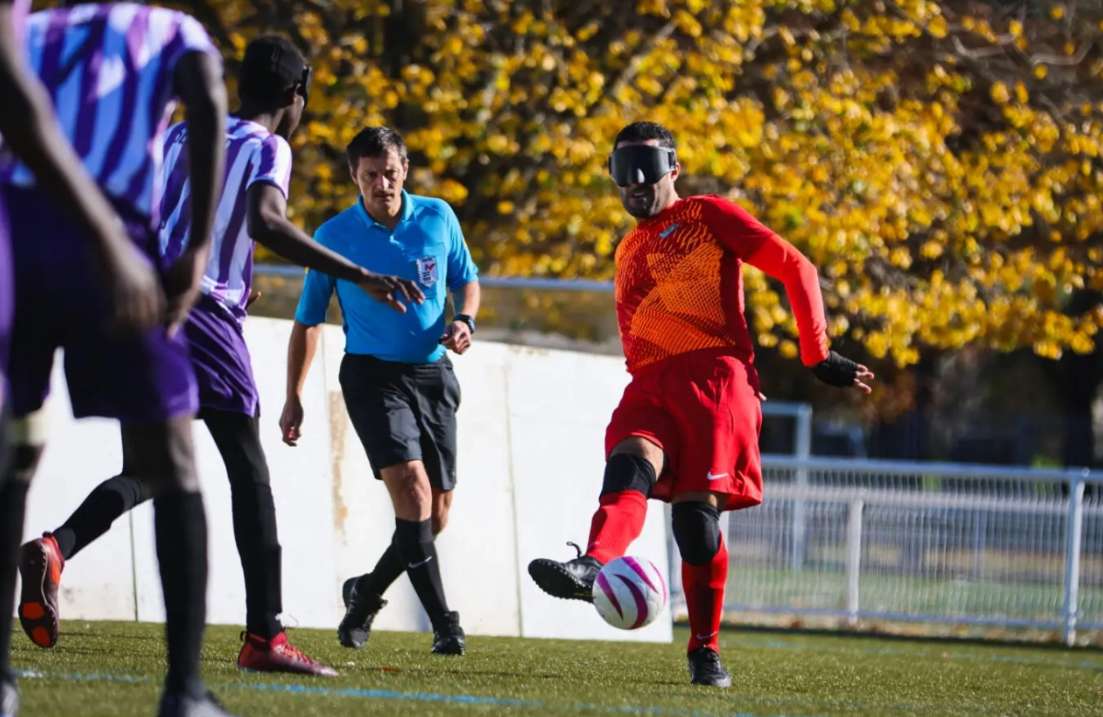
left=528, top=121, right=874, bottom=688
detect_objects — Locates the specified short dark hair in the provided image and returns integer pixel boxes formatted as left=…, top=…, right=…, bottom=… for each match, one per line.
left=613, top=121, right=676, bottom=151
left=346, top=126, right=408, bottom=171
left=238, top=35, right=307, bottom=109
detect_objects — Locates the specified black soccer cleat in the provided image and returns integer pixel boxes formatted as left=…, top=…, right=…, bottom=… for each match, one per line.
left=338, top=576, right=387, bottom=649
left=431, top=611, right=466, bottom=656
left=687, top=647, right=732, bottom=688
left=157, top=690, right=235, bottom=717
left=528, top=542, right=602, bottom=602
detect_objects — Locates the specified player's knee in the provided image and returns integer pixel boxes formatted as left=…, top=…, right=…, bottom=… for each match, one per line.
left=672, top=501, right=721, bottom=566
left=389, top=464, right=432, bottom=517
left=7, top=412, right=47, bottom=483
left=122, top=417, right=199, bottom=495
left=600, top=453, right=656, bottom=499
left=7, top=444, right=45, bottom=484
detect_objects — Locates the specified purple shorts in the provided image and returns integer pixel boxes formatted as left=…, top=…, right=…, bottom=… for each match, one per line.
left=4, top=185, right=197, bottom=421
left=183, top=294, right=258, bottom=416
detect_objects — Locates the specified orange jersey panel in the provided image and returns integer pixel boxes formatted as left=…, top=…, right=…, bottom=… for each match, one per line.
left=614, top=195, right=830, bottom=374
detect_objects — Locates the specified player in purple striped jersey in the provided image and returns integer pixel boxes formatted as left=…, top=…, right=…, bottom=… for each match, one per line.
left=0, top=1, right=167, bottom=714
left=0, top=4, right=230, bottom=716
left=17, top=36, right=423, bottom=680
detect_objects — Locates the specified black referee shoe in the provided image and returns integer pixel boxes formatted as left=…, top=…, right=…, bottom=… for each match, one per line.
left=431, top=611, right=465, bottom=656
left=687, top=647, right=732, bottom=688
left=338, top=576, right=387, bottom=649
left=528, top=542, right=602, bottom=602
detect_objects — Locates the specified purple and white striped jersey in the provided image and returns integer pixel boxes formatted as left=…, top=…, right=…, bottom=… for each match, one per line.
left=0, top=3, right=220, bottom=223
left=9, top=0, right=30, bottom=41
left=159, top=117, right=292, bottom=321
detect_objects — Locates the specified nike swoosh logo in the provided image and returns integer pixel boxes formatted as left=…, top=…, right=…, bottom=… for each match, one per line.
left=695, top=631, right=718, bottom=640
left=407, top=556, right=434, bottom=569
left=706, top=472, right=728, bottom=481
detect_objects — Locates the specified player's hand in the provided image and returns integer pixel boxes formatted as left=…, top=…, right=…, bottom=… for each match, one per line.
left=99, top=238, right=164, bottom=334
left=245, top=289, right=262, bottom=310
left=811, top=351, right=875, bottom=394
left=279, top=395, right=304, bottom=446
left=161, top=247, right=207, bottom=335
left=440, top=320, right=473, bottom=354
left=356, top=269, right=424, bottom=313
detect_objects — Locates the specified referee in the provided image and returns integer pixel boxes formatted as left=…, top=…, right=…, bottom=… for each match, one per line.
left=280, top=126, right=480, bottom=656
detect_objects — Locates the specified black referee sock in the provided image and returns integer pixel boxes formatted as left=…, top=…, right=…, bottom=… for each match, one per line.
left=53, top=474, right=148, bottom=560
left=0, top=477, right=30, bottom=680
left=394, top=518, right=450, bottom=624
left=356, top=532, right=405, bottom=598
left=154, top=491, right=207, bottom=697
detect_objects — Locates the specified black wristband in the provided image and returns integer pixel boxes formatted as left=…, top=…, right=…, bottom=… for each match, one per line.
left=453, top=313, right=476, bottom=333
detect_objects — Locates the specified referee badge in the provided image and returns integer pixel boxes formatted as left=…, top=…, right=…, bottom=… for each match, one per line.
left=416, top=256, right=438, bottom=287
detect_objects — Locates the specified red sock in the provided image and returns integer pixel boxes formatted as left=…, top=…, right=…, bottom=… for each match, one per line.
left=683, top=536, right=728, bottom=654
left=585, top=490, right=647, bottom=564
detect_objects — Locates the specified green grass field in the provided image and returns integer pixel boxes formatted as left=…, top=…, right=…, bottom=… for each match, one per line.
left=8, top=621, right=1102, bottom=716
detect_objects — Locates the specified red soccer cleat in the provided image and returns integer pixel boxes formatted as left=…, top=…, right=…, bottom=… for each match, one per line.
left=18, top=533, right=64, bottom=649
left=236, top=631, right=338, bottom=677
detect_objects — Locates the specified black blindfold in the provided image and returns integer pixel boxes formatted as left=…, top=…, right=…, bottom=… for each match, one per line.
left=608, top=145, right=677, bottom=187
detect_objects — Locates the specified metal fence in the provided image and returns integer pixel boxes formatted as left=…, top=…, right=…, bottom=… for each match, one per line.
left=673, top=456, right=1103, bottom=645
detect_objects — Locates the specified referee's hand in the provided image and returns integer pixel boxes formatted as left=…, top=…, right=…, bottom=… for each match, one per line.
left=356, top=270, right=424, bottom=312
left=279, top=396, right=304, bottom=446
left=440, top=320, right=473, bottom=354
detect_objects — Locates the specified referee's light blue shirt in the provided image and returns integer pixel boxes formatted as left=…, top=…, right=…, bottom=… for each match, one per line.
left=294, top=190, right=479, bottom=364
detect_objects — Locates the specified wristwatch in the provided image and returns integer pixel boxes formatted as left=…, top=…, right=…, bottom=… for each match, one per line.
left=453, top=313, right=476, bottom=334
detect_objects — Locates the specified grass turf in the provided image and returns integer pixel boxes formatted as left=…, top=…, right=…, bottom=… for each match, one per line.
left=9, top=621, right=1103, bottom=716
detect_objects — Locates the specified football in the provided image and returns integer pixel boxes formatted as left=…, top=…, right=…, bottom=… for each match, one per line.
left=591, top=556, right=668, bottom=630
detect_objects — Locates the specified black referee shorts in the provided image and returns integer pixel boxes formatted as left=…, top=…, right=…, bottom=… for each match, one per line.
left=338, top=353, right=461, bottom=491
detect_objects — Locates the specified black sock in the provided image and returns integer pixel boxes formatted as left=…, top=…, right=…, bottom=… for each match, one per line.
left=53, top=475, right=148, bottom=560
left=154, top=491, right=207, bottom=697
left=394, top=518, right=449, bottom=625
left=204, top=410, right=282, bottom=639
left=356, top=532, right=405, bottom=598
left=0, top=478, right=30, bottom=681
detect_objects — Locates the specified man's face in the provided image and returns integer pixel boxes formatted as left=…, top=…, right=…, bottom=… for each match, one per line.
left=351, top=148, right=408, bottom=218
left=612, top=139, right=680, bottom=219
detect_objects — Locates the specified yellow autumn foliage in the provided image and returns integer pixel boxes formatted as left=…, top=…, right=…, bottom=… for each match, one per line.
left=178, top=0, right=1103, bottom=366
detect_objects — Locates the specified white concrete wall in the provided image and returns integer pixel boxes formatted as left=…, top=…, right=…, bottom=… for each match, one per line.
left=19, top=317, right=672, bottom=643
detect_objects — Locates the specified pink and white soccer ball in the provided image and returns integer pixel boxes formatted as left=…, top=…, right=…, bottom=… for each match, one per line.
left=591, top=556, right=668, bottom=630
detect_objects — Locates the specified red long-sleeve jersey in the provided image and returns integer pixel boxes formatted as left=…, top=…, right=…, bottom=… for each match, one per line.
left=614, top=194, right=830, bottom=375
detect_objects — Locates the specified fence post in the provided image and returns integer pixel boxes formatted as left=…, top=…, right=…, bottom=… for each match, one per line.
left=1062, top=472, right=1086, bottom=646
left=789, top=405, right=813, bottom=570
left=846, top=498, right=864, bottom=627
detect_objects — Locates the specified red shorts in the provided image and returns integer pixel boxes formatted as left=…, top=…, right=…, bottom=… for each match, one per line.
left=604, top=349, right=764, bottom=510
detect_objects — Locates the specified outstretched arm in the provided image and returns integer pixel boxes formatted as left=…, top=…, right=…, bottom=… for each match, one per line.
left=0, top=4, right=161, bottom=331
left=742, top=234, right=830, bottom=367
left=705, top=197, right=874, bottom=393
left=246, top=183, right=423, bottom=311
left=744, top=236, right=873, bottom=393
